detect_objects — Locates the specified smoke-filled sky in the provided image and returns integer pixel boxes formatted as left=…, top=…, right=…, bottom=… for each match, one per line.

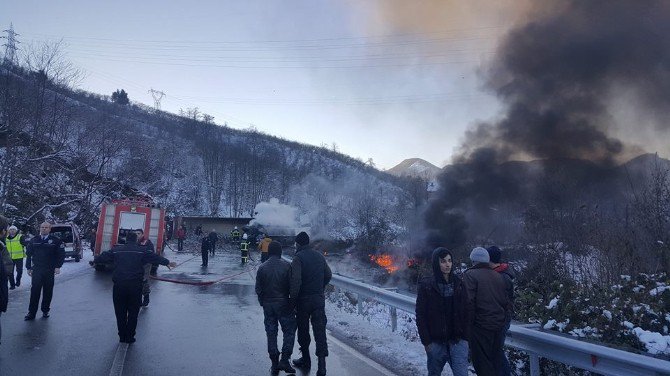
left=0, top=0, right=531, bottom=170
left=3, top=1, right=667, bottom=170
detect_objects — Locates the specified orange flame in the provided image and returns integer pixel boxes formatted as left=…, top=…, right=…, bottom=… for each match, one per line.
left=369, top=254, right=399, bottom=273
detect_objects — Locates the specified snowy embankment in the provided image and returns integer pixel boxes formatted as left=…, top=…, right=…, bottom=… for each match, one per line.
left=325, top=289, right=426, bottom=376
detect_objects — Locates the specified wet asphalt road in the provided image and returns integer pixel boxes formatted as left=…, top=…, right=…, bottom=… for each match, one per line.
left=0, top=244, right=395, bottom=376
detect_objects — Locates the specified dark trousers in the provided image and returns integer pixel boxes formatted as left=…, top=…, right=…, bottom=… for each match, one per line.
left=28, top=268, right=55, bottom=315
left=9, top=258, right=23, bottom=287
left=263, top=301, right=297, bottom=358
left=201, top=249, right=209, bottom=266
left=296, top=295, right=328, bottom=357
left=210, top=241, right=217, bottom=256
left=470, top=325, right=504, bottom=376
left=113, top=280, right=143, bottom=341
left=177, top=238, right=184, bottom=252
left=241, top=250, right=248, bottom=263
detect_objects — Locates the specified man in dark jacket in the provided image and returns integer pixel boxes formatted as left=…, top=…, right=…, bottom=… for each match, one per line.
left=92, top=231, right=176, bottom=343
left=290, top=232, right=331, bottom=376
left=487, top=245, right=514, bottom=376
left=416, top=247, right=469, bottom=376
left=200, top=236, right=211, bottom=267
left=256, top=241, right=297, bottom=375
left=208, top=229, right=218, bottom=256
left=0, top=215, right=12, bottom=344
left=25, top=222, right=65, bottom=320
left=463, top=247, right=511, bottom=376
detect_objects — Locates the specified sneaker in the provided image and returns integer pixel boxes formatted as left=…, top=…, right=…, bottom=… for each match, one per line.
left=24, top=314, right=35, bottom=321
left=9, top=286, right=15, bottom=290
left=42, top=312, right=50, bottom=318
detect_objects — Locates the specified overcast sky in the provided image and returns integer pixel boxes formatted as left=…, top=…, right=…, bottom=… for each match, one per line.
left=1, top=1, right=526, bottom=169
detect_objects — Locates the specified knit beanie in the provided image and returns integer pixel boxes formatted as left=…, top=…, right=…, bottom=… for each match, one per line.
left=470, top=247, right=490, bottom=264
left=295, top=231, right=310, bottom=246
left=268, top=241, right=282, bottom=256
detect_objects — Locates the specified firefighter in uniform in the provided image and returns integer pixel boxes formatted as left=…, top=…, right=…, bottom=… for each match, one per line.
left=92, top=231, right=176, bottom=343
left=5, top=225, right=28, bottom=289
left=240, top=233, right=250, bottom=265
left=231, top=227, right=241, bottom=243
left=135, top=229, right=154, bottom=307
left=25, top=222, right=65, bottom=320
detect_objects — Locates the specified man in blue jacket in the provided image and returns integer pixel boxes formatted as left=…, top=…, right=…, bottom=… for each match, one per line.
left=92, top=231, right=176, bottom=343
left=25, top=222, right=65, bottom=321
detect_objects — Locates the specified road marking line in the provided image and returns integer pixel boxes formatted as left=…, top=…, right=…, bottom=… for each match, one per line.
left=326, top=330, right=397, bottom=376
left=109, top=343, right=129, bottom=376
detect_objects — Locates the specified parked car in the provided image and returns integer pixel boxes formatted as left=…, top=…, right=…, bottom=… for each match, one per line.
left=50, top=223, right=83, bottom=262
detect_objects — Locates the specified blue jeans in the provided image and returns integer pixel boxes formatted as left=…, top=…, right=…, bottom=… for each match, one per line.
left=426, top=340, right=469, bottom=376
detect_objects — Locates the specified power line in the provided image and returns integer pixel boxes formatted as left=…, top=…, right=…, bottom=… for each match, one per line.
left=21, top=25, right=506, bottom=46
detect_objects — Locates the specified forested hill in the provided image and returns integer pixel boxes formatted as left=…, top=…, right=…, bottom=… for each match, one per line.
left=0, top=61, right=423, bottom=237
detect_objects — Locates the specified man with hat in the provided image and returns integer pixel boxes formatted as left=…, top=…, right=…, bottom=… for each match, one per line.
left=462, top=247, right=510, bottom=375
left=92, top=231, right=176, bottom=343
left=290, top=232, right=331, bottom=376
left=255, top=241, right=297, bottom=374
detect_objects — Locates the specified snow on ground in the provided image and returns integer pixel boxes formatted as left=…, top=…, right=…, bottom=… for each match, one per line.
left=632, top=327, right=670, bottom=355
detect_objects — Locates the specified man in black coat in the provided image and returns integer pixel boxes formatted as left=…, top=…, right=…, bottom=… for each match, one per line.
left=290, top=232, right=331, bottom=376
left=92, top=231, right=176, bottom=343
left=208, top=229, right=218, bottom=256
left=255, top=241, right=297, bottom=375
left=463, top=247, right=511, bottom=376
left=0, top=215, right=11, bottom=344
left=415, top=247, right=469, bottom=376
left=25, top=222, right=65, bottom=320
left=200, top=236, right=211, bottom=267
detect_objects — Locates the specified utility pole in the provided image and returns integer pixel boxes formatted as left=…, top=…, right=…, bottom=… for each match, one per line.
left=1, top=23, right=20, bottom=65
left=148, top=88, right=165, bottom=111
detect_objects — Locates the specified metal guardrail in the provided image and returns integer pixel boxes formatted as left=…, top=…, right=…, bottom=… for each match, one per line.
left=325, top=271, right=670, bottom=376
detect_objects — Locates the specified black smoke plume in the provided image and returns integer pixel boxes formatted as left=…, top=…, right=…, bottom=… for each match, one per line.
left=426, top=0, right=670, bottom=249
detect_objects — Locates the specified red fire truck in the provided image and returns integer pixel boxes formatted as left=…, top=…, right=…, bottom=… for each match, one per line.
left=92, top=197, right=166, bottom=270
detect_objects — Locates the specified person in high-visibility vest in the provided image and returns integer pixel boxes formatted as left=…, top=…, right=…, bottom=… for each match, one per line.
left=231, top=227, right=241, bottom=243
left=240, top=234, right=250, bottom=265
left=5, top=225, right=28, bottom=290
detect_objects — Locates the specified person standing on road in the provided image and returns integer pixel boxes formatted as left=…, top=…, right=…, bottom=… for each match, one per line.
left=487, top=245, right=514, bottom=376
left=240, top=233, right=250, bottom=265
left=176, top=225, right=186, bottom=252
left=89, top=227, right=97, bottom=255
left=256, top=241, right=297, bottom=375
left=136, top=229, right=155, bottom=307
left=24, top=222, right=65, bottom=321
left=231, top=226, right=241, bottom=243
left=416, top=247, right=469, bottom=376
left=290, top=232, right=331, bottom=376
left=208, top=229, right=218, bottom=256
left=0, top=215, right=14, bottom=344
left=258, top=234, right=272, bottom=263
left=200, top=235, right=211, bottom=267
left=91, top=231, right=176, bottom=343
left=462, top=247, right=510, bottom=376
left=5, top=225, right=28, bottom=289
